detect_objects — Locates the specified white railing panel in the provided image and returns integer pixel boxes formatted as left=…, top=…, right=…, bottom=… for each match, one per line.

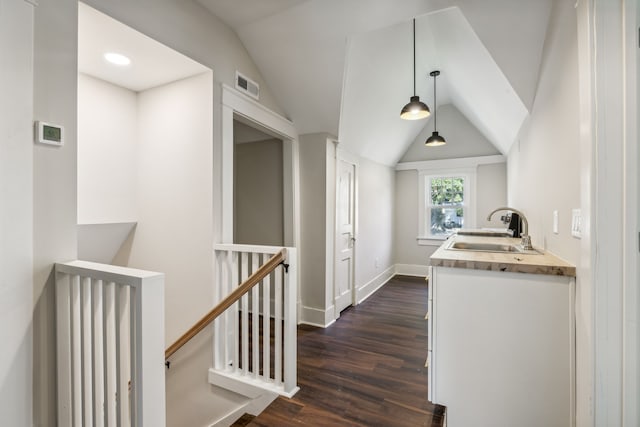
left=56, top=261, right=165, bottom=427
left=211, top=244, right=298, bottom=397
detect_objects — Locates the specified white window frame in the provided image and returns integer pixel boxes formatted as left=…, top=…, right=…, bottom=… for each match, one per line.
left=417, top=168, right=476, bottom=246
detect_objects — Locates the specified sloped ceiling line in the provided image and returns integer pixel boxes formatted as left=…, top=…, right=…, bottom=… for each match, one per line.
left=196, top=0, right=552, bottom=166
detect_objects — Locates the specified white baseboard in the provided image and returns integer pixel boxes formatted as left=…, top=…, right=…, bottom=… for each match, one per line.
left=356, top=265, right=395, bottom=304
left=395, top=264, right=429, bottom=277
left=298, top=305, right=335, bottom=328
left=299, top=264, right=427, bottom=329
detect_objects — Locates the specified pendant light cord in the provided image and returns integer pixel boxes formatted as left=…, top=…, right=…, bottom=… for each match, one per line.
left=433, top=72, right=437, bottom=130
left=412, top=19, right=416, bottom=96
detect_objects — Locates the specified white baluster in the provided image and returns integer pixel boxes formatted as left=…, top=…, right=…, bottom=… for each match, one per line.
left=262, top=260, right=271, bottom=381
left=92, top=279, right=105, bottom=427
left=230, top=251, right=239, bottom=373
left=251, top=254, right=260, bottom=378
left=274, top=266, right=283, bottom=386
left=56, top=271, right=73, bottom=426
left=213, top=251, right=223, bottom=370
left=283, top=249, right=298, bottom=394
left=82, top=277, right=94, bottom=426
left=105, top=281, right=117, bottom=427
left=241, top=252, right=249, bottom=375
left=118, top=285, right=131, bottom=427
left=71, top=275, right=82, bottom=427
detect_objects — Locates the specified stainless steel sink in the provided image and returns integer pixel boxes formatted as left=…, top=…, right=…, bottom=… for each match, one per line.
left=445, top=240, right=540, bottom=254
left=456, top=230, right=513, bottom=238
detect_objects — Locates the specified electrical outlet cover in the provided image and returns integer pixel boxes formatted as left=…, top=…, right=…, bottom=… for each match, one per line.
left=553, top=210, right=559, bottom=234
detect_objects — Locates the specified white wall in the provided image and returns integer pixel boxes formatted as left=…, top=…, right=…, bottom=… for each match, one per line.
left=234, top=139, right=284, bottom=246
left=355, top=157, right=395, bottom=301
left=506, top=0, right=587, bottom=422
left=118, top=73, right=246, bottom=424
left=298, top=133, right=329, bottom=315
left=123, top=73, right=213, bottom=342
left=0, top=2, right=33, bottom=426
left=26, top=0, right=288, bottom=423
left=78, top=73, right=138, bottom=223
left=393, top=163, right=507, bottom=268
left=476, top=163, right=508, bottom=228
left=400, top=104, right=501, bottom=162
left=32, top=1, right=79, bottom=425
left=394, top=170, right=436, bottom=266
left=507, top=1, right=580, bottom=261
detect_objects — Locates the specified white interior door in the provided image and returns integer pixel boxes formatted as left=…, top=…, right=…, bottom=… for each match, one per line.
left=335, top=159, right=356, bottom=314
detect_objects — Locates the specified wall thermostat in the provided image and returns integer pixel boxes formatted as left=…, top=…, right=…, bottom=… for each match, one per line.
left=35, top=121, right=64, bottom=146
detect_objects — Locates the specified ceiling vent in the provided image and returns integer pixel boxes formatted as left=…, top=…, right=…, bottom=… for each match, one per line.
left=235, top=71, right=259, bottom=100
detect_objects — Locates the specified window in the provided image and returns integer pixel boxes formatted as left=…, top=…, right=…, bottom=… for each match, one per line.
left=428, top=176, right=466, bottom=236
left=418, top=168, right=475, bottom=244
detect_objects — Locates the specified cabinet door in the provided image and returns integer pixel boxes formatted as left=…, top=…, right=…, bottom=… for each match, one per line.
left=433, top=267, right=572, bottom=427
left=427, top=266, right=435, bottom=402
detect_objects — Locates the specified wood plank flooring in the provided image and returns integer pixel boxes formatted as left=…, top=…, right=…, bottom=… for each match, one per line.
left=245, top=275, right=445, bottom=426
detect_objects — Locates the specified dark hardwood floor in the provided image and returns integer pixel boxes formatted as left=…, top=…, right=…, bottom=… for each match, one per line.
left=244, top=275, right=445, bottom=426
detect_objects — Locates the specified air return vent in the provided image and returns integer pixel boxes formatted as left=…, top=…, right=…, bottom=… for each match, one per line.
left=235, top=71, right=259, bottom=100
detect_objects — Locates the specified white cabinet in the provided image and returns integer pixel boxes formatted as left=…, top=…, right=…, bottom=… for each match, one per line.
left=428, top=266, right=575, bottom=427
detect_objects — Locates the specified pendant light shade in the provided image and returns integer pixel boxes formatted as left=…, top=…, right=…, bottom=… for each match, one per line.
left=400, top=19, right=430, bottom=120
left=425, top=70, right=446, bottom=146
left=400, top=96, right=430, bottom=120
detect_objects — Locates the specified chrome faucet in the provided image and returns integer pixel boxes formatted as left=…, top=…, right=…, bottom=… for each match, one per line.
left=486, top=207, right=533, bottom=250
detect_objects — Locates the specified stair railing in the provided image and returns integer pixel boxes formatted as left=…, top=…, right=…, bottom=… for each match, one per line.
left=166, top=245, right=298, bottom=397
left=55, top=261, right=165, bottom=427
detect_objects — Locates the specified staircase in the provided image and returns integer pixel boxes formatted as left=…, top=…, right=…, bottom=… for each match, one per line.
left=55, top=244, right=298, bottom=426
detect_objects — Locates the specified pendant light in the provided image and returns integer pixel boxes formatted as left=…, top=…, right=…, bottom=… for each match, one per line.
left=400, top=19, right=430, bottom=120
left=425, top=70, right=446, bottom=146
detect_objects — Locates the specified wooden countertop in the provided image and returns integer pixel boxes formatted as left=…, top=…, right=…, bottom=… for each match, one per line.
left=429, top=235, right=576, bottom=277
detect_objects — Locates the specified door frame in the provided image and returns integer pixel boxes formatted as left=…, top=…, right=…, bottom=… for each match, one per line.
left=577, top=0, right=639, bottom=424
left=217, top=84, right=301, bottom=316
left=333, top=148, right=359, bottom=320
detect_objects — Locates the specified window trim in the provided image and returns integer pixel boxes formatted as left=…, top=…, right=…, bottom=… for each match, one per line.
left=417, top=167, right=476, bottom=245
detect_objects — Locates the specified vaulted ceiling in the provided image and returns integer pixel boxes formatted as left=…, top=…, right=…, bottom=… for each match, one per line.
left=197, top=0, right=553, bottom=166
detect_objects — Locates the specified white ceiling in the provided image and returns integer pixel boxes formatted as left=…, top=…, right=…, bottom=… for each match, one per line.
left=197, top=0, right=552, bottom=166
left=78, top=3, right=209, bottom=92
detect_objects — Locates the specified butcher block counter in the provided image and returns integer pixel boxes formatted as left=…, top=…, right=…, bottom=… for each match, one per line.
left=430, top=234, right=576, bottom=277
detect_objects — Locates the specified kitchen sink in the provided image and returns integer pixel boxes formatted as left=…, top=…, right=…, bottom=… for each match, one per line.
left=445, top=240, right=540, bottom=254
left=456, top=230, right=513, bottom=237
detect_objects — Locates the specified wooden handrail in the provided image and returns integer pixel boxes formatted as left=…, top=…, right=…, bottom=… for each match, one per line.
left=165, top=249, right=287, bottom=361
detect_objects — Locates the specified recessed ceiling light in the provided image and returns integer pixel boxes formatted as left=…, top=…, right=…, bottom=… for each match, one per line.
left=104, top=52, right=131, bottom=66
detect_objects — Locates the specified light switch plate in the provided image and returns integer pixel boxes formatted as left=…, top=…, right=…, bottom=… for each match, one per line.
left=571, top=209, right=582, bottom=238
left=553, top=210, right=559, bottom=234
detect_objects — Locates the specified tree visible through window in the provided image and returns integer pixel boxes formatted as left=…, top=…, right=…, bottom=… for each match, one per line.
left=428, top=176, right=465, bottom=236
